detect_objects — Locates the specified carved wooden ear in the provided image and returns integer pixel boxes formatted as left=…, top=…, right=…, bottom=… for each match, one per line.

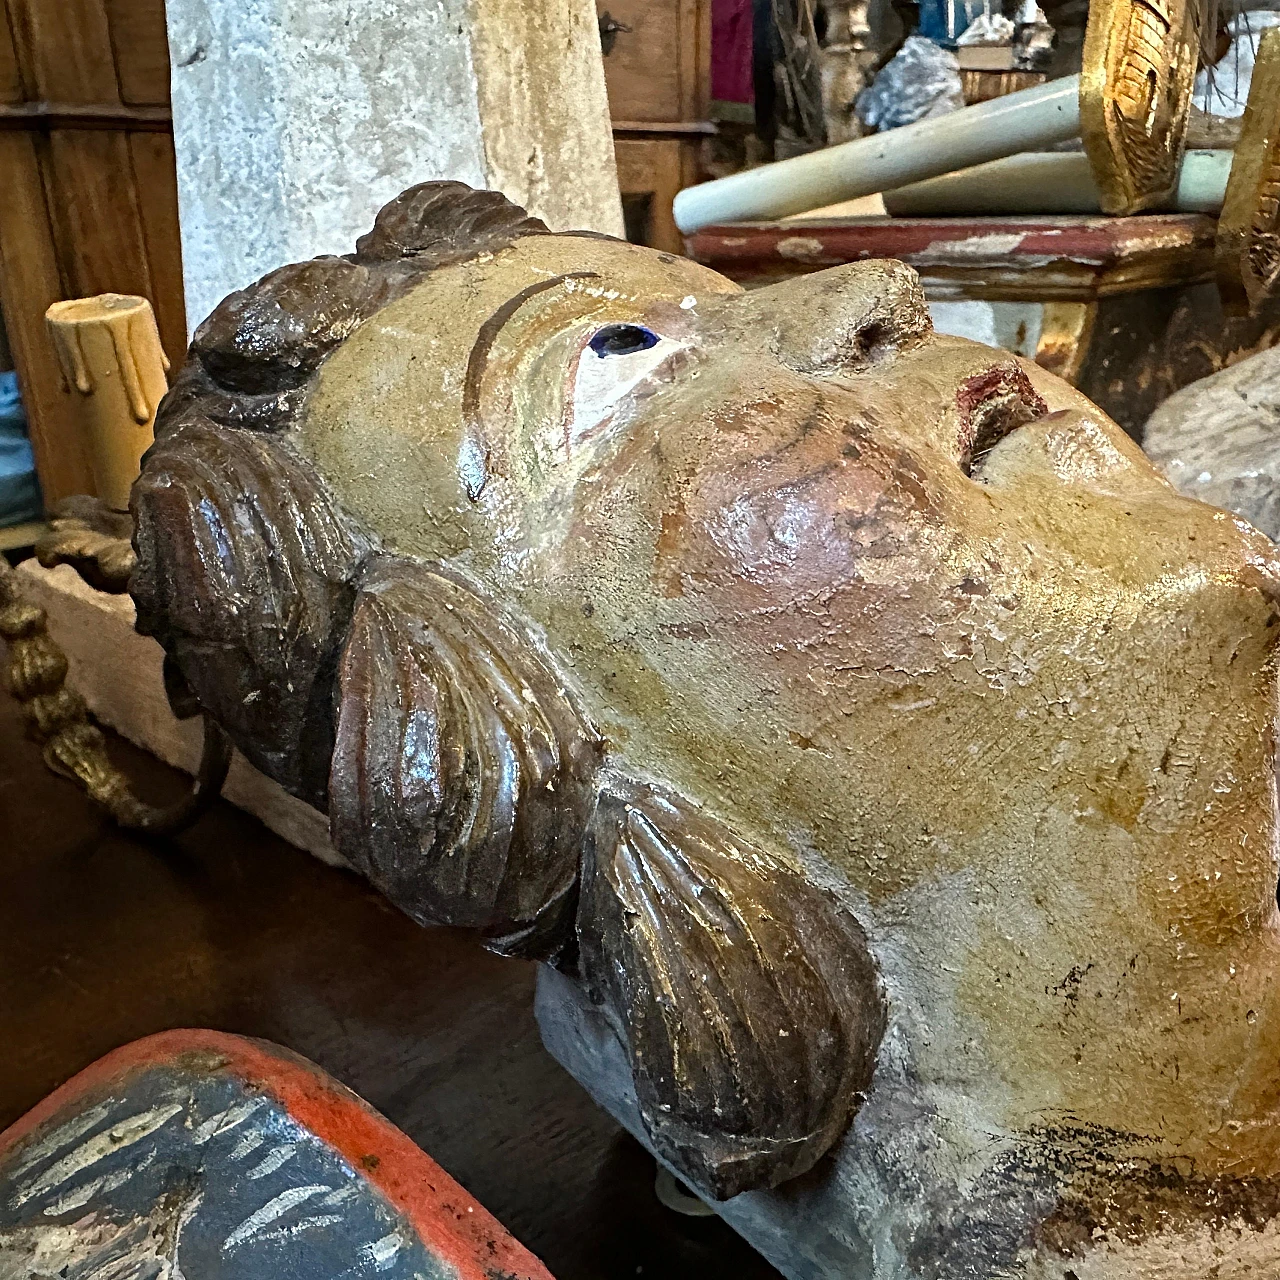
left=329, top=556, right=602, bottom=958
left=577, top=783, right=887, bottom=1201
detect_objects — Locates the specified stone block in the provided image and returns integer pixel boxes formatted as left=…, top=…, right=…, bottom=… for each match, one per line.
left=167, top=0, right=625, bottom=330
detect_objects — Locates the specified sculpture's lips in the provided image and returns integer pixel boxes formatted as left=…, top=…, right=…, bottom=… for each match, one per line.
left=956, top=362, right=1050, bottom=479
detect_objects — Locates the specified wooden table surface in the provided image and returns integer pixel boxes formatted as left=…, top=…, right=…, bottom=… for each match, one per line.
left=0, top=681, right=781, bottom=1280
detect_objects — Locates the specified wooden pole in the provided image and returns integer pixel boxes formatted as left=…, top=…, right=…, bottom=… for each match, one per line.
left=883, top=149, right=1231, bottom=216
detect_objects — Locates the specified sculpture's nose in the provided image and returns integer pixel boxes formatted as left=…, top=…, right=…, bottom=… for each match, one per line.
left=744, top=259, right=932, bottom=375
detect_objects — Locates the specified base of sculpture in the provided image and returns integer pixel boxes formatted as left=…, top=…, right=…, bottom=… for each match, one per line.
left=536, top=966, right=1280, bottom=1280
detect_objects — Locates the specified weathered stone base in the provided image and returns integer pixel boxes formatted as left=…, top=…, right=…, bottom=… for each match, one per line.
left=14, top=559, right=339, bottom=864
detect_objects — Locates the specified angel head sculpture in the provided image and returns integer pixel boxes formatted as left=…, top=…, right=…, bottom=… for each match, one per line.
left=132, top=183, right=1280, bottom=1275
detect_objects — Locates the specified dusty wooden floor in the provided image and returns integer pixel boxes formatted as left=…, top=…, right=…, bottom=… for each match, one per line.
left=0, top=684, right=781, bottom=1280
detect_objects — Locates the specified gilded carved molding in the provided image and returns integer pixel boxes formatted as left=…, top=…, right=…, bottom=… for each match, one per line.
left=1217, top=26, right=1280, bottom=315
left=1080, top=0, right=1197, bottom=214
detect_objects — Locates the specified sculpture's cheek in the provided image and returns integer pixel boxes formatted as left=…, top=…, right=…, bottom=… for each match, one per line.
left=656, top=444, right=955, bottom=606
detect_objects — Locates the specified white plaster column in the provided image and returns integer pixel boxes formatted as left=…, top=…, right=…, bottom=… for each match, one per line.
left=167, top=0, right=624, bottom=332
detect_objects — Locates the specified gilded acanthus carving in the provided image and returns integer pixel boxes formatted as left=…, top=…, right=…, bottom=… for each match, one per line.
left=33, top=496, right=135, bottom=593
left=1217, top=26, right=1280, bottom=315
left=1080, top=0, right=1198, bottom=214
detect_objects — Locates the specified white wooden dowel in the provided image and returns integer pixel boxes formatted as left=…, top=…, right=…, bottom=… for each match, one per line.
left=884, top=149, right=1232, bottom=216
left=673, top=75, right=1082, bottom=233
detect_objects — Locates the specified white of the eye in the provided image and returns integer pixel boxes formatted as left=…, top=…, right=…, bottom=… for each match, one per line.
left=568, top=337, right=681, bottom=447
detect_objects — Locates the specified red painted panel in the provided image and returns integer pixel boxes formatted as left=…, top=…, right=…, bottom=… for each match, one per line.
left=0, top=1028, right=556, bottom=1280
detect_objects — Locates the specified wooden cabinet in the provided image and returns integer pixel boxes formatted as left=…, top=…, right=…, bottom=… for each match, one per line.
left=599, top=0, right=709, bottom=124
left=598, top=0, right=713, bottom=254
left=614, top=136, right=707, bottom=254
left=0, top=0, right=185, bottom=505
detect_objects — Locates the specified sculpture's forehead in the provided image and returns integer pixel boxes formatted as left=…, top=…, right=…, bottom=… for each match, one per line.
left=371, top=231, right=739, bottom=347
left=302, top=233, right=740, bottom=558
left=309, top=232, right=739, bottom=443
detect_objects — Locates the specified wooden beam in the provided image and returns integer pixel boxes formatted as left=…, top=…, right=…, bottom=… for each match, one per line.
left=0, top=100, right=171, bottom=129
left=687, top=213, right=1219, bottom=301
left=0, top=131, right=94, bottom=503
left=611, top=119, right=715, bottom=135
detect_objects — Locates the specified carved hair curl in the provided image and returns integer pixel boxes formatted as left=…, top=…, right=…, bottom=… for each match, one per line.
left=131, top=183, right=886, bottom=1200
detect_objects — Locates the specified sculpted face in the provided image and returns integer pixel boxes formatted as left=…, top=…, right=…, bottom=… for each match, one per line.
left=134, top=187, right=1280, bottom=1275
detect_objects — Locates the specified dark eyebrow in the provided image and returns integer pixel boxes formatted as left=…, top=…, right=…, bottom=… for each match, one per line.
left=462, top=271, right=601, bottom=441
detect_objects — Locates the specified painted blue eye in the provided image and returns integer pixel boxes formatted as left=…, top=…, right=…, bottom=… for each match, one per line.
left=589, top=323, right=660, bottom=357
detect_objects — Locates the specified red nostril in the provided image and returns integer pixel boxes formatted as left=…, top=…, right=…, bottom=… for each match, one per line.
left=957, top=364, right=1048, bottom=479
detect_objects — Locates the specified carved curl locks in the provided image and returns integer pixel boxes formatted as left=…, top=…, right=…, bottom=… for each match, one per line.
left=329, top=557, right=600, bottom=959
left=132, top=416, right=374, bottom=806
left=580, top=784, right=886, bottom=1199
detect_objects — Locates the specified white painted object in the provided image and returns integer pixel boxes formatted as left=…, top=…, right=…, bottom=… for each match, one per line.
left=15, top=560, right=340, bottom=865
left=929, top=300, right=1043, bottom=357
left=570, top=335, right=684, bottom=443
left=856, top=36, right=965, bottom=133
left=884, top=148, right=1233, bottom=215
left=955, top=11, right=1015, bottom=43
left=166, top=0, right=624, bottom=331
left=1144, top=345, right=1280, bottom=540
left=673, top=75, right=1081, bottom=233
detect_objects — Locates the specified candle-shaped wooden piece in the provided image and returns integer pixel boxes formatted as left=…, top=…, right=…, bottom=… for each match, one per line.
left=45, top=294, right=170, bottom=513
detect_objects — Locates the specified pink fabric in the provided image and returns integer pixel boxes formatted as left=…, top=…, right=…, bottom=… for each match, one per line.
left=712, top=0, right=755, bottom=102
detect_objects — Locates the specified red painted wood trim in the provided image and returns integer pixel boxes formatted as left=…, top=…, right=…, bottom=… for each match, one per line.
left=689, top=214, right=1217, bottom=269
left=687, top=214, right=1219, bottom=299
left=0, top=1029, right=555, bottom=1280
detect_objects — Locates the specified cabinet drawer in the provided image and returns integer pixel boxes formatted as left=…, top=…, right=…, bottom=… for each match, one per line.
left=598, top=0, right=707, bottom=123
left=614, top=136, right=703, bottom=254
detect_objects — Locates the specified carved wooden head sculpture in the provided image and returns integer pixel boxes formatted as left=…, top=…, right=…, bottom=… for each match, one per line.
left=132, top=184, right=1280, bottom=1274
